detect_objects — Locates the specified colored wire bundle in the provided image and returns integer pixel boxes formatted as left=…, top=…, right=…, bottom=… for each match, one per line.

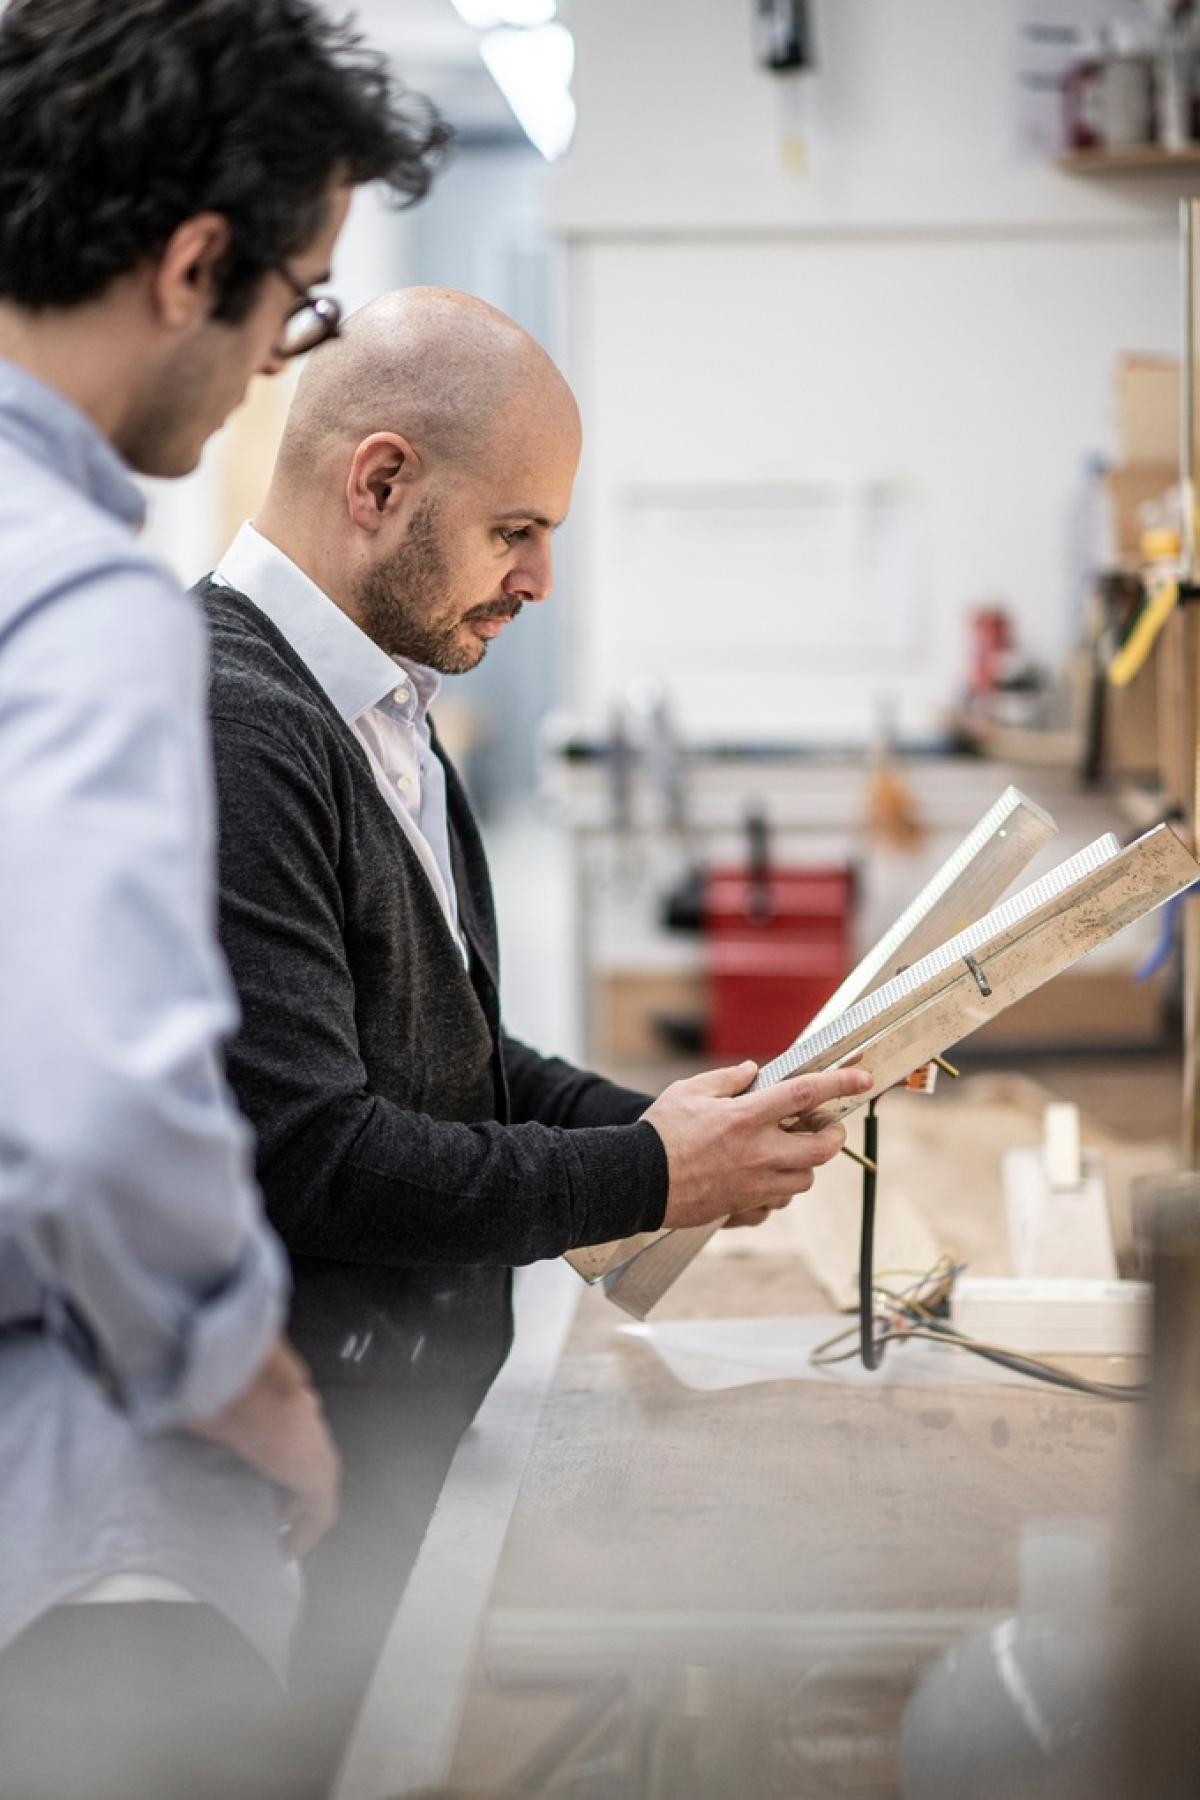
left=810, top=1098, right=1147, bottom=1403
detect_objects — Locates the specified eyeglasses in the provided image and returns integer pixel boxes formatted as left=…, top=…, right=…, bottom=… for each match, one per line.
left=273, top=262, right=342, bottom=359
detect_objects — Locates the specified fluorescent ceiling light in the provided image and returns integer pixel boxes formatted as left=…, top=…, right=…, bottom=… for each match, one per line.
left=449, top=0, right=557, bottom=27
left=479, top=22, right=576, bottom=162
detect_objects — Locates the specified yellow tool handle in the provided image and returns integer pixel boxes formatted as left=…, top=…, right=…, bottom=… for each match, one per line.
left=1109, top=580, right=1180, bottom=688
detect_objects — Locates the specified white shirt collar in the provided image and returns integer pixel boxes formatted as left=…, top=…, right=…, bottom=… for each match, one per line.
left=217, top=521, right=440, bottom=725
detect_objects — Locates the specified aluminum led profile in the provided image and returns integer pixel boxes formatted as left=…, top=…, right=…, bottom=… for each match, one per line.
left=762, top=826, right=1194, bottom=1119
left=803, top=785, right=1057, bottom=1033
left=760, top=832, right=1122, bottom=1086
left=569, top=786, right=1059, bottom=1308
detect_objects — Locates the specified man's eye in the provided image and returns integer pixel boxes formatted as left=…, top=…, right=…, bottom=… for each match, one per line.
left=498, top=526, right=531, bottom=545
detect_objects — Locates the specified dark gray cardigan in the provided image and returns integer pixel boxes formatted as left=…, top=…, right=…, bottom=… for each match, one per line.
left=199, top=579, right=668, bottom=1398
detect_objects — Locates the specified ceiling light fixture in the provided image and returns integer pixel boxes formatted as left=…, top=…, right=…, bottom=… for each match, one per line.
left=449, top=0, right=558, bottom=28
left=479, top=21, right=576, bottom=162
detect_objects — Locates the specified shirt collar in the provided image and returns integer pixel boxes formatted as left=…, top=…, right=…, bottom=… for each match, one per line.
left=217, top=522, right=440, bottom=725
left=0, top=357, right=147, bottom=530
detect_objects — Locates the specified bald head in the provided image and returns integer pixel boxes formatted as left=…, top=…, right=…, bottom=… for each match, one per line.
left=274, top=285, right=577, bottom=487
left=253, top=288, right=581, bottom=674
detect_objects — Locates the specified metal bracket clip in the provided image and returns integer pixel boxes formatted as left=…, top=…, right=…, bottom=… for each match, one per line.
left=963, top=953, right=992, bottom=998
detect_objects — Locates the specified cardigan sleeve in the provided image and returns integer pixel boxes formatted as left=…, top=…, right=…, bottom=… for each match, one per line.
left=501, top=1034, right=653, bottom=1129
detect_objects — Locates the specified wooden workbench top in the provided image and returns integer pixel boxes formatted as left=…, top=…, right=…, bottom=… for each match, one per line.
left=435, top=1247, right=1141, bottom=1799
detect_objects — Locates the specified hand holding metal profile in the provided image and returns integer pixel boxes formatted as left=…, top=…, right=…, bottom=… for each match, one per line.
left=641, top=1061, right=875, bottom=1234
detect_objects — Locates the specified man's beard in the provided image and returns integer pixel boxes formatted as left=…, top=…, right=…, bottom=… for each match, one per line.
left=353, top=498, right=522, bottom=674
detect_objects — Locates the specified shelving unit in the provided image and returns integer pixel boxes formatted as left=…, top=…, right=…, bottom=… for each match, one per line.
left=1059, top=144, right=1200, bottom=174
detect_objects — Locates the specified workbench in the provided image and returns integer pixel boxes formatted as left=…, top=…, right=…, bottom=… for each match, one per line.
left=337, top=1074, right=1157, bottom=1800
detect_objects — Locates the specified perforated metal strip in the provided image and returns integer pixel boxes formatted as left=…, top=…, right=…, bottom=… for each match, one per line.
left=804, top=785, right=1056, bottom=1033
left=755, top=832, right=1122, bottom=1086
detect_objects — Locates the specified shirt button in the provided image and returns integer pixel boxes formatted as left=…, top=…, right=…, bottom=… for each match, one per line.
left=394, top=687, right=411, bottom=706
left=395, top=773, right=412, bottom=793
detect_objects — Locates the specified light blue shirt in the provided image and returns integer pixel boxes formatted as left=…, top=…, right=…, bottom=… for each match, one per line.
left=217, top=522, right=467, bottom=960
left=0, top=361, right=298, bottom=1677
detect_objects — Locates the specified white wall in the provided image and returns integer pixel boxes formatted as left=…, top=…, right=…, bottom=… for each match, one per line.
left=549, top=0, right=1192, bottom=741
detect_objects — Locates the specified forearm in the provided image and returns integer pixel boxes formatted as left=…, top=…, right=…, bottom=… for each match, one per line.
left=258, top=1091, right=668, bottom=1267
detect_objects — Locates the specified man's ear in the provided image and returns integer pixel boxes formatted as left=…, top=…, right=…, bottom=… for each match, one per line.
left=347, top=433, right=423, bottom=532
left=152, top=213, right=234, bottom=332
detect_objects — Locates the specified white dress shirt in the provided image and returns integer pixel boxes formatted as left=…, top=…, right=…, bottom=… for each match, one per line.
left=216, top=522, right=467, bottom=963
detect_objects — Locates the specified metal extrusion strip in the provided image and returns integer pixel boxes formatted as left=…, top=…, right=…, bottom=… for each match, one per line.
left=567, top=786, right=1057, bottom=1298
left=804, top=784, right=1057, bottom=1033
left=756, top=832, right=1122, bottom=1086
left=601, top=1218, right=726, bottom=1318
left=566, top=1227, right=678, bottom=1287
left=586, top=827, right=1199, bottom=1318
left=757, top=826, right=1195, bottom=1121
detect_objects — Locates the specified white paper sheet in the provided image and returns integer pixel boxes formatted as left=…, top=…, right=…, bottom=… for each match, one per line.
left=623, top=1314, right=1082, bottom=1393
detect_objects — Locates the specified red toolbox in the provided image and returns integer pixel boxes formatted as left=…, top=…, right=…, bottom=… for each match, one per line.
left=703, top=865, right=854, bottom=1061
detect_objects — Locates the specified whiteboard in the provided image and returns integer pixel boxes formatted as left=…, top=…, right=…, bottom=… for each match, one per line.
left=622, top=479, right=918, bottom=668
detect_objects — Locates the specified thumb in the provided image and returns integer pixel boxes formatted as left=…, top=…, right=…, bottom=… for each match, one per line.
left=688, top=1060, right=758, bottom=1098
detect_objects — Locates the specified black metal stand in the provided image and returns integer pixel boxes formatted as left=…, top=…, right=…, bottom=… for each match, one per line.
left=858, top=1097, right=881, bottom=1371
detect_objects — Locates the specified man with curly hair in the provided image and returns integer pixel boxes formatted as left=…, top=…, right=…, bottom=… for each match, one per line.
left=0, top=3, right=446, bottom=1796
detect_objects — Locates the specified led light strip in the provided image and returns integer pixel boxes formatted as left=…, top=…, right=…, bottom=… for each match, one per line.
left=804, top=785, right=1057, bottom=1034
left=758, top=833, right=1121, bottom=1085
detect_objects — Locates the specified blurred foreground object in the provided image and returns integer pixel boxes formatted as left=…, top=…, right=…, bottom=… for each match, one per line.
left=1114, top=1175, right=1200, bottom=1799
left=756, top=0, right=814, bottom=72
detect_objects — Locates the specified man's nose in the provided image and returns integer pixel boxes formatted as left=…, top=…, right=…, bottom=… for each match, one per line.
left=503, top=544, right=554, bottom=603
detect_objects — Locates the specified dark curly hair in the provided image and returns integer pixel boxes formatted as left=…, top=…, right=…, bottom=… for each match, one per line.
left=0, top=0, right=451, bottom=318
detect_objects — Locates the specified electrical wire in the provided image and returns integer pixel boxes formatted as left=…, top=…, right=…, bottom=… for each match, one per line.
left=811, top=1293, right=1146, bottom=1400
left=857, top=1099, right=880, bottom=1370
left=812, top=1102, right=1147, bottom=1402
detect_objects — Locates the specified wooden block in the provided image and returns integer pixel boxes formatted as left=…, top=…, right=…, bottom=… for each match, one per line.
left=1116, top=357, right=1180, bottom=468
left=594, top=969, right=704, bottom=1061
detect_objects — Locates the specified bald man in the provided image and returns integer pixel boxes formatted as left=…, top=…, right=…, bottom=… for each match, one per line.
left=198, top=288, right=870, bottom=1786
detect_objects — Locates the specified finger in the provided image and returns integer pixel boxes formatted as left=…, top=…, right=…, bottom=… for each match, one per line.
left=772, top=1120, right=848, bottom=1170
left=746, top=1066, right=873, bottom=1125
left=728, top=1189, right=801, bottom=1227
left=723, top=1207, right=771, bottom=1229
left=682, top=1060, right=758, bottom=1099
left=759, top=1166, right=816, bottom=1195
left=780, top=1105, right=841, bottom=1134
left=281, top=1489, right=336, bottom=1561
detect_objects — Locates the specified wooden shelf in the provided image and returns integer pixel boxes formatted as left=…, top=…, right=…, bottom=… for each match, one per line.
left=1059, top=144, right=1200, bottom=174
